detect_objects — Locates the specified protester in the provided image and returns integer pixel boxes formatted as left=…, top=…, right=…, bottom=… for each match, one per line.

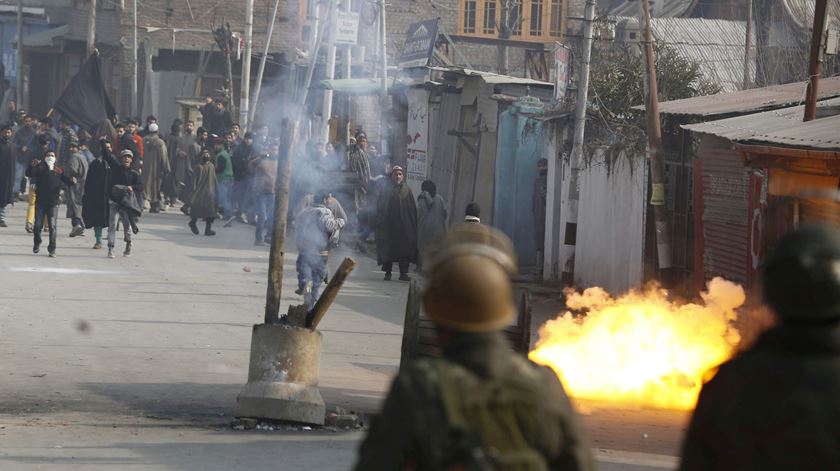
left=416, top=180, right=447, bottom=259
left=294, top=191, right=346, bottom=308
left=64, top=138, right=88, bottom=237
left=378, top=165, right=418, bottom=281
left=12, top=114, right=36, bottom=198
left=0, top=125, right=14, bottom=227
left=253, top=123, right=270, bottom=154
left=78, top=138, right=94, bottom=164
left=38, top=117, right=59, bottom=150
left=142, top=123, right=170, bottom=213
left=213, top=136, right=234, bottom=226
left=197, top=95, right=214, bottom=125
left=347, top=132, right=372, bottom=239
left=180, top=127, right=206, bottom=214
left=139, top=115, right=157, bottom=137
left=83, top=140, right=113, bottom=249
left=206, top=100, right=232, bottom=136
left=354, top=224, right=594, bottom=470
left=230, top=122, right=242, bottom=147
left=115, top=123, right=141, bottom=172
left=232, top=132, right=255, bottom=224
left=90, top=119, right=117, bottom=158
left=680, top=225, right=840, bottom=471
left=126, top=119, right=144, bottom=162
left=165, top=119, right=184, bottom=206
left=57, top=117, right=78, bottom=168
left=189, top=148, right=218, bottom=236
left=250, top=148, right=277, bottom=245
left=26, top=150, right=77, bottom=257
left=102, top=148, right=143, bottom=258
left=24, top=134, right=52, bottom=233
left=464, top=202, right=481, bottom=223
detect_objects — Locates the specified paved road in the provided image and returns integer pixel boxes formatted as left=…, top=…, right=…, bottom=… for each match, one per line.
left=0, top=203, right=686, bottom=470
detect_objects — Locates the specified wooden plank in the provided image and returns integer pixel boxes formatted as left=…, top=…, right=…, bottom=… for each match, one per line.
left=399, top=280, right=422, bottom=370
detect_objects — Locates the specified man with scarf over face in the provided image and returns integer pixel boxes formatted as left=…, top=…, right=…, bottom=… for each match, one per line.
left=378, top=165, right=418, bottom=281
left=26, top=149, right=77, bottom=257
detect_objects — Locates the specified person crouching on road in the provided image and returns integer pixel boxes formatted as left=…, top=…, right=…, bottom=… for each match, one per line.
left=102, top=147, right=143, bottom=259
left=294, top=191, right=346, bottom=308
left=189, top=148, right=218, bottom=236
left=25, top=150, right=77, bottom=257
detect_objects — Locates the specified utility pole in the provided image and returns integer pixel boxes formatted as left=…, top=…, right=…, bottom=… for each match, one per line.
left=804, top=0, right=828, bottom=121
left=341, top=0, right=352, bottom=80
left=640, top=0, right=673, bottom=277
left=87, top=0, right=97, bottom=56
left=250, top=0, right=281, bottom=125
left=378, top=0, right=388, bottom=154
left=16, top=0, right=22, bottom=107
left=239, top=0, right=254, bottom=129
left=742, top=0, right=752, bottom=89
left=321, top=0, right=338, bottom=141
left=559, top=0, right=595, bottom=283
left=213, top=23, right=236, bottom=117
left=132, top=0, right=138, bottom=117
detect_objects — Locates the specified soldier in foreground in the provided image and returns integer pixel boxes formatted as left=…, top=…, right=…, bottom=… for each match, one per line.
left=680, top=224, right=840, bottom=471
left=354, top=224, right=594, bottom=470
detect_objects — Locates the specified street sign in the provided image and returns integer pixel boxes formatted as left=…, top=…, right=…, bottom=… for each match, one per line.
left=398, top=18, right=439, bottom=69
left=334, top=12, right=360, bottom=45
left=553, top=43, right=571, bottom=100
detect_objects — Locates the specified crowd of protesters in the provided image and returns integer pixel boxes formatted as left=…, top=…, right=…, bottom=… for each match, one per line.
left=0, top=100, right=481, bottom=310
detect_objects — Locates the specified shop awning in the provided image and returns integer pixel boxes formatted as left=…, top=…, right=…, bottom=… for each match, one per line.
left=21, top=25, right=70, bottom=48
left=316, top=78, right=391, bottom=95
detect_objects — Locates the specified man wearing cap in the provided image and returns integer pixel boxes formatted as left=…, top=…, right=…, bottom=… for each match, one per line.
left=142, top=122, right=170, bottom=213
left=102, top=148, right=144, bottom=258
left=56, top=117, right=78, bottom=168
left=64, top=138, right=88, bottom=237
left=355, top=224, right=594, bottom=470
left=377, top=165, right=418, bottom=281
left=680, top=224, right=840, bottom=471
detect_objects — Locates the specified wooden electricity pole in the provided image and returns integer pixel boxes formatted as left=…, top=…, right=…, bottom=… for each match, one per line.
left=804, top=0, right=829, bottom=122
left=743, top=0, right=752, bottom=89
left=640, top=0, right=674, bottom=278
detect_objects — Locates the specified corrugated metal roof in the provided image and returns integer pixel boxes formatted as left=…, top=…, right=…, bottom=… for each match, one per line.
left=429, top=66, right=553, bottom=87
left=602, top=0, right=697, bottom=17
left=640, top=75, right=840, bottom=116
left=782, top=0, right=840, bottom=30
left=683, top=97, right=840, bottom=150
left=618, top=17, right=753, bottom=93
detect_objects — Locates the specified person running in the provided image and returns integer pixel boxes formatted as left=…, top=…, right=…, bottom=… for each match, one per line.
left=101, top=146, right=143, bottom=259
left=294, top=191, right=346, bottom=308
left=26, top=150, right=77, bottom=257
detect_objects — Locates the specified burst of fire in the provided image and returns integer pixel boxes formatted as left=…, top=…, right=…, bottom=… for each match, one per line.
left=529, top=277, right=745, bottom=410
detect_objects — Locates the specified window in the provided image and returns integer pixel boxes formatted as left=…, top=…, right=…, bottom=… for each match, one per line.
left=459, top=0, right=565, bottom=41
left=464, top=0, right=477, bottom=34
left=530, top=0, right=543, bottom=36
left=549, top=0, right=562, bottom=37
left=483, top=0, right=496, bottom=35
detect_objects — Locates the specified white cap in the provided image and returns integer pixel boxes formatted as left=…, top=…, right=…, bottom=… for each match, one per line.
left=148, top=123, right=159, bottom=133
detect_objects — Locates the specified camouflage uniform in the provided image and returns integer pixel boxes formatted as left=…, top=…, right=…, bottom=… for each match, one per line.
left=355, top=333, right=594, bottom=470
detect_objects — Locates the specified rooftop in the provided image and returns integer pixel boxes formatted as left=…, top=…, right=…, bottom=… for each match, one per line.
left=635, top=75, right=840, bottom=117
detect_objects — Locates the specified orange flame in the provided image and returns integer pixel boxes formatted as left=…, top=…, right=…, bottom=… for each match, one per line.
left=529, top=277, right=744, bottom=410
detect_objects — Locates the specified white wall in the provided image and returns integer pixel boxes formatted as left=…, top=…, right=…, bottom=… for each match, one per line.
left=575, top=149, right=647, bottom=294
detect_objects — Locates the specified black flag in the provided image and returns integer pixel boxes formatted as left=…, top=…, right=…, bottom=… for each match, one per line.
left=53, top=52, right=116, bottom=131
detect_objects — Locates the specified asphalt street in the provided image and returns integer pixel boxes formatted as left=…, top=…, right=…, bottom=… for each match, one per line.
left=0, top=202, right=687, bottom=470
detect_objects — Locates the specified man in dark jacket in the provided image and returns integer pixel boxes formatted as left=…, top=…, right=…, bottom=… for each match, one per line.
left=12, top=114, right=36, bottom=196
left=102, top=148, right=144, bottom=259
left=355, top=224, right=594, bottom=470
left=26, top=150, right=77, bottom=256
left=205, top=100, right=232, bottom=136
left=231, top=132, right=254, bottom=223
left=680, top=225, right=840, bottom=471
left=83, top=139, right=113, bottom=249
left=378, top=165, right=418, bottom=281
left=0, top=125, right=14, bottom=227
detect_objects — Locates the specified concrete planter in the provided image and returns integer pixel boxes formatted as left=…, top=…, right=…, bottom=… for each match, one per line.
left=235, top=323, right=325, bottom=425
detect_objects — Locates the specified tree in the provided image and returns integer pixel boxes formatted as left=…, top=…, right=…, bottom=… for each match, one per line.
left=587, top=42, right=721, bottom=159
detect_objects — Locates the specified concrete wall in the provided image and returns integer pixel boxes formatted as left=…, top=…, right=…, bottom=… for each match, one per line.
left=575, top=149, right=647, bottom=293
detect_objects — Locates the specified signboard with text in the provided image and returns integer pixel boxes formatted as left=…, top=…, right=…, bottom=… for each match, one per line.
left=398, top=19, right=440, bottom=69
left=335, top=12, right=360, bottom=45
left=554, top=44, right=571, bottom=100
